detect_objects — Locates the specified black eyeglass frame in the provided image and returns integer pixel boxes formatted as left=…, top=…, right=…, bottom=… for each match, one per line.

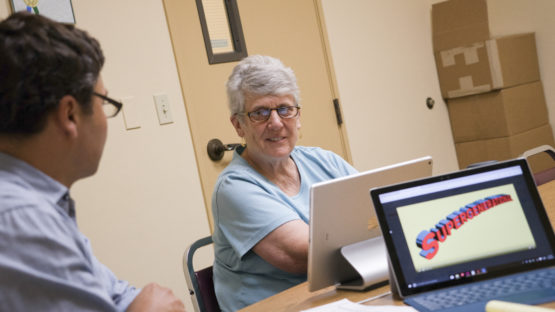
left=93, top=92, right=123, bottom=118
left=238, top=106, right=301, bottom=123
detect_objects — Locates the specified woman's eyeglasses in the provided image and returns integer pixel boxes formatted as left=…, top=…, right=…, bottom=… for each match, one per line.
left=93, top=92, right=123, bottom=118
left=239, top=106, right=300, bottom=123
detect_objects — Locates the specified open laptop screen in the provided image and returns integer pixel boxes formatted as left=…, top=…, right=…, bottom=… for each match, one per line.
left=308, top=156, right=433, bottom=292
left=371, top=158, right=555, bottom=298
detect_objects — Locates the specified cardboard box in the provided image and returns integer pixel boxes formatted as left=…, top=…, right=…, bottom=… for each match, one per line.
left=455, top=124, right=555, bottom=173
left=435, top=33, right=540, bottom=99
left=432, top=0, right=490, bottom=52
left=448, top=81, right=548, bottom=142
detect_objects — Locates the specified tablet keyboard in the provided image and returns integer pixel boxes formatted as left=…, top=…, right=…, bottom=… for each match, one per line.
left=407, top=268, right=555, bottom=311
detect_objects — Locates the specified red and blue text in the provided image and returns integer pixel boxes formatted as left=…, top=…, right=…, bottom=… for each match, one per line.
left=415, top=194, right=513, bottom=260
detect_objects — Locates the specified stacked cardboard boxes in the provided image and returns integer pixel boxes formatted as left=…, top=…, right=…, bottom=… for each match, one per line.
left=432, top=0, right=554, bottom=173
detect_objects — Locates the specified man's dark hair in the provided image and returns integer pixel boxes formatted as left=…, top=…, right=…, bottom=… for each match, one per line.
left=0, top=12, right=105, bottom=135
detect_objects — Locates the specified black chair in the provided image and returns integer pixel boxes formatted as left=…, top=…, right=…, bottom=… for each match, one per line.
left=521, top=145, right=555, bottom=186
left=467, top=145, right=555, bottom=186
left=183, top=236, right=220, bottom=312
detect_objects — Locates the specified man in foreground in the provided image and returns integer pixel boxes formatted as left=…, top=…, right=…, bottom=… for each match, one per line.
left=0, top=12, right=185, bottom=311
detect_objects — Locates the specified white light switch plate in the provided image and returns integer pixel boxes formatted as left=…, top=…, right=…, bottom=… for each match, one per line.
left=121, top=96, right=141, bottom=130
left=154, top=93, right=173, bottom=125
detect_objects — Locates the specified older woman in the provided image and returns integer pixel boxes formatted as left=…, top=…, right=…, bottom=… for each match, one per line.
left=212, top=55, right=357, bottom=311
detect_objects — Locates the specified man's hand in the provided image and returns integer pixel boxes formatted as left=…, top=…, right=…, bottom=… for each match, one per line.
left=127, top=283, right=185, bottom=312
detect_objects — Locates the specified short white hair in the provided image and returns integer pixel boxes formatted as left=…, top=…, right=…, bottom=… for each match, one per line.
left=226, top=55, right=300, bottom=117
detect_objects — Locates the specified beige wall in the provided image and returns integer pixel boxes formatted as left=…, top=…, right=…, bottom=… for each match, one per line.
left=1, top=1, right=555, bottom=311
left=68, top=3, right=212, bottom=312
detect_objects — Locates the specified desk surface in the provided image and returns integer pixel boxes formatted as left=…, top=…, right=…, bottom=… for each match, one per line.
left=240, top=180, right=555, bottom=311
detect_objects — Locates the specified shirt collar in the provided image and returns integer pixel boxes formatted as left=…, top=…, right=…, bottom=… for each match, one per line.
left=0, top=152, right=73, bottom=217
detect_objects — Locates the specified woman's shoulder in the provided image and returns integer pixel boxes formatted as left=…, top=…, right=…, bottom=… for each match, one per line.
left=293, top=145, right=328, bottom=155
left=214, top=153, right=262, bottom=190
left=218, top=160, right=253, bottom=182
left=293, top=146, right=357, bottom=176
left=293, top=146, right=341, bottom=161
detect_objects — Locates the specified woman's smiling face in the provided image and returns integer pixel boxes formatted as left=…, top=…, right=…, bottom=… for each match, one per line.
left=232, top=93, right=301, bottom=163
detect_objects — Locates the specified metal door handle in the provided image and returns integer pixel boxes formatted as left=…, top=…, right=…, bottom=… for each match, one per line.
left=207, top=138, right=241, bottom=161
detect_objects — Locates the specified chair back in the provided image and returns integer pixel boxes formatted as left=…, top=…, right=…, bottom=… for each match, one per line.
left=521, top=145, right=555, bottom=186
left=184, top=236, right=220, bottom=312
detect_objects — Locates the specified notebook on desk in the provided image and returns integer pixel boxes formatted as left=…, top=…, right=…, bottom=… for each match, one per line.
left=370, top=158, right=555, bottom=312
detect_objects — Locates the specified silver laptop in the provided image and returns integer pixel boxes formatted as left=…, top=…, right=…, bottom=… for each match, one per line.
left=308, top=156, right=433, bottom=291
left=370, top=158, right=555, bottom=311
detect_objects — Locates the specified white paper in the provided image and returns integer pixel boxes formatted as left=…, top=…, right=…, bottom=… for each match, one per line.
left=201, top=0, right=234, bottom=53
left=301, top=298, right=418, bottom=312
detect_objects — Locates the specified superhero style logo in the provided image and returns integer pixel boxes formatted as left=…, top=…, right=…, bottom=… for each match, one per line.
left=416, top=194, right=513, bottom=260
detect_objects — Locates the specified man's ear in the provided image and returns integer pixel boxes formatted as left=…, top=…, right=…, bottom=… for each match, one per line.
left=54, top=95, right=79, bottom=138
left=230, top=115, right=245, bottom=138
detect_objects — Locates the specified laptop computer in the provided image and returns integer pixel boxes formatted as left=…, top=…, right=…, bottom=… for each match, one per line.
left=370, top=158, right=555, bottom=312
left=308, top=156, right=433, bottom=292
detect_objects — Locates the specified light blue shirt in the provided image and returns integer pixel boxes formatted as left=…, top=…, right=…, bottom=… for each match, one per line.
left=0, top=152, right=139, bottom=311
left=212, top=146, right=357, bottom=311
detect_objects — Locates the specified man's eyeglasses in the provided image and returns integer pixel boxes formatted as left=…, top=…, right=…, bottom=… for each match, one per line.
left=239, top=106, right=300, bottom=123
left=93, top=92, right=123, bottom=118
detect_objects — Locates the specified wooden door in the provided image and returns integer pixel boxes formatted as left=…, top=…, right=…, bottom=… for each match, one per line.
left=319, top=0, right=459, bottom=175
left=163, top=0, right=350, bottom=229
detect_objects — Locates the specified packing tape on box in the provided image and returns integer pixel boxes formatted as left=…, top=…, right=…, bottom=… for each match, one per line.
left=485, top=300, right=555, bottom=312
left=440, top=42, right=483, bottom=67
left=447, top=76, right=491, bottom=98
left=486, top=39, right=503, bottom=89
